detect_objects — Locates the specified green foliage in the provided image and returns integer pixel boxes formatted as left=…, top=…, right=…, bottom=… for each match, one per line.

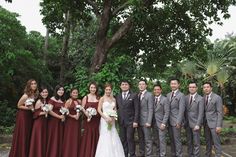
left=65, top=55, right=137, bottom=97
left=0, top=101, right=16, bottom=127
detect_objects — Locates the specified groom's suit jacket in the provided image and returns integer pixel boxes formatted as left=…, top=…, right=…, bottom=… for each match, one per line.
left=116, top=91, right=139, bottom=126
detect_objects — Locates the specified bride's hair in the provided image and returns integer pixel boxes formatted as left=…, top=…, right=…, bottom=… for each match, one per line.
left=104, top=83, right=114, bottom=99
left=104, top=83, right=112, bottom=89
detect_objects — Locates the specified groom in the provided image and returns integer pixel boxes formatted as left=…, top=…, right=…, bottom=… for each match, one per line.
left=116, top=80, right=139, bottom=157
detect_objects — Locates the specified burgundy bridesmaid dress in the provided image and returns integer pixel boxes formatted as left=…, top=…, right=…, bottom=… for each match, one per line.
left=79, top=97, right=100, bottom=157
left=62, top=99, right=81, bottom=157
left=45, top=99, right=64, bottom=157
left=28, top=106, right=47, bottom=157
left=9, top=109, right=33, bottom=157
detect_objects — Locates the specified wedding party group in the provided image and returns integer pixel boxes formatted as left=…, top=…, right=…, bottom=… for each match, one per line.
left=8, top=78, right=223, bottom=157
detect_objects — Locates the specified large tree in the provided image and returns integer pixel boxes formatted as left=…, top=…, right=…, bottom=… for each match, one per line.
left=40, top=0, right=236, bottom=74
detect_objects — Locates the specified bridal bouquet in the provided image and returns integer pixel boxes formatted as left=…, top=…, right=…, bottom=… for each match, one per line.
left=75, top=105, right=84, bottom=113
left=25, top=98, right=35, bottom=112
left=60, top=107, right=70, bottom=122
left=106, top=110, right=118, bottom=130
left=86, top=107, right=97, bottom=122
left=42, top=104, right=53, bottom=118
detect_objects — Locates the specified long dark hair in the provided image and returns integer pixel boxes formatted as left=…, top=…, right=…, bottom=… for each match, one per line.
left=53, top=85, right=65, bottom=101
left=38, top=86, right=49, bottom=104
left=24, top=79, right=39, bottom=98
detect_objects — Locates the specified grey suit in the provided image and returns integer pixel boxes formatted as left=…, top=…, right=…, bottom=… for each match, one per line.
left=185, top=93, right=204, bottom=157
left=139, top=91, right=154, bottom=157
left=153, top=95, right=170, bottom=157
left=203, top=92, right=223, bottom=157
left=167, top=90, right=185, bottom=157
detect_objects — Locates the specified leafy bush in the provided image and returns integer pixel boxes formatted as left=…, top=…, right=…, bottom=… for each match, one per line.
left=0, top=101, right=16, bottom=127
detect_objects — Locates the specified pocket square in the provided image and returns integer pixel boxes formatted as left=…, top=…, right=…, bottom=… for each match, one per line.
left=129, top=99, right=133, bottom=100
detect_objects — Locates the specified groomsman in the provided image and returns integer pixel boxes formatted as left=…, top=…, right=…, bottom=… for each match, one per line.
left=203, top=82, right=223, bottom=157
left=153, top=84, right=170, bottom=157
left=138, top=79, right=154, bottom=157
left=167, top=78, right=185, bottom=157
left=185, top=82, right=204, bottom=157
left=116, top=80, right=139, bottom=157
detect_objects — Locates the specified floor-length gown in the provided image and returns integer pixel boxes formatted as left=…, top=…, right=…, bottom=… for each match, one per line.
left=45, top=99, right=64, bottom=157
left=62, top=99, right=81, bottom=157
left=95, top=101, right=125, bottom=157
left=79, top=97, right=100, bottom=157
left=28, top=107, right=47, bottom=157
left=9, top=109, right=33, bottom=157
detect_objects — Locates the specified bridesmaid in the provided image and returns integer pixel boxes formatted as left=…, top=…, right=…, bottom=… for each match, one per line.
left=45, top=85, right=65, bottom=157
left=62, top=88, right=82, bottom=157
left=79, top=82, right=101, bottom=157
left=9, top=79, right=39, bottom=157
left=29, top=86, right=49, bottom=157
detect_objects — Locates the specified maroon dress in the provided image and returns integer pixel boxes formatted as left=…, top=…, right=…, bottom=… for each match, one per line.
left=45, top=99, right=64, bottom=157
left=28, top=106, right=47, bottom=157
left=62, top=99, right=81, bottom=157
left=9, top=109, right=33, bottom=157
left=79, top=97, right=100, bottom=157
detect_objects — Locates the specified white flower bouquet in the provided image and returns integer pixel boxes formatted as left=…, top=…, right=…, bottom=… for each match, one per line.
left=86, top=107, right=97, bottom=122
left=60, top=107, right=70, bottom=122
left=42, top=104, right=53, bottom=117
left=105, top=110, right=118, bottom=130
left=25, top=98, right=35, bottom=112
left=75, top=105, right=84, bottom=113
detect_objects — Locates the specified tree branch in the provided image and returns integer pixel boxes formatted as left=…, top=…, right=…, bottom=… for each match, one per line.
left=87, top=0, right=101, bottom=17
left=112, top=1, right=130, bottom=17
left=107, top=17, right=133, bottom=49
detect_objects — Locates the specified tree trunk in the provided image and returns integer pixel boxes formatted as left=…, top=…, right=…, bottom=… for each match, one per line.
left=59, top=10, right=71, bottom=84
left=43, top=28, right=49, bottom=65
left=89, top=0, right=132, bottom=73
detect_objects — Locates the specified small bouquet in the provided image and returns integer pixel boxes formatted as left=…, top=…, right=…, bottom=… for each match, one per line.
left=75, top=105, right=84, bottom=113
left=41, top=104, right=53, bottom=118
left=86, top=107, right=97, bottom=122
left=105, top=110, right=118, bottom=130
left=25, top=98, right=35, bottom=112
left=60, top=107, right=70, bottom=122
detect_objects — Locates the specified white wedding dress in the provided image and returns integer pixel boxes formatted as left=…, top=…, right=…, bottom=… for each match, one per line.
left=95, top=101, right=125, bottom=157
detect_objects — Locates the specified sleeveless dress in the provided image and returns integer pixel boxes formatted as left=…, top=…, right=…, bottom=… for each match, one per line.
left=62, top=99, right=81, bottom=157
left=9, top=109, right=33, bottom=157
left=95, top=101, right=125, bottom=157
left=28, top=104, right=48, bottom=157
left=79, top=97, right=100, bottom=157
left=45, top=99, right=64, bottom=157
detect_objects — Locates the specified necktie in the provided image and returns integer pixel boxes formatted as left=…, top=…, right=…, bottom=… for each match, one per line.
left=171, top=92, right=174, bottom=99
left=155, top=97, right=158, bottom=104
left=189, top=95, right=193, bottom=105
left=205, top=95, right=209, bottom=106
left=139, top=92, right=142, bottom=101
left=123, top=93, right=127, bottom=100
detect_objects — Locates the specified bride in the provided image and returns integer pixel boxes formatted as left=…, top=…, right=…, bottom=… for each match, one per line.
left=95, top=83, right=125, bottom=157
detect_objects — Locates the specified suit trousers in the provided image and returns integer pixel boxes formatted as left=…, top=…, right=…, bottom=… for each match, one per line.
left=186, top=125, right=201, bottom=157
left=120, top=124, right=136, bottom=157
left=204, top=124, right=222, bottom=157
left=140, top=126, right=153, bottom=157
left=168, top=125, right=183, bottom=157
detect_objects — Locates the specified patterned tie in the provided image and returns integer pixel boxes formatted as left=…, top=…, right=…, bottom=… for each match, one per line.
left=138, top=92, right=142, bottom=101
left=171, top=92, right=174, bottom=100
left=155, top=96, right=158, bottom=105
left=205, top=95, right=209, bottom=106
left=123, top=92, right=127, bottom=100
left=189, top=95, right=193, bottom=105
